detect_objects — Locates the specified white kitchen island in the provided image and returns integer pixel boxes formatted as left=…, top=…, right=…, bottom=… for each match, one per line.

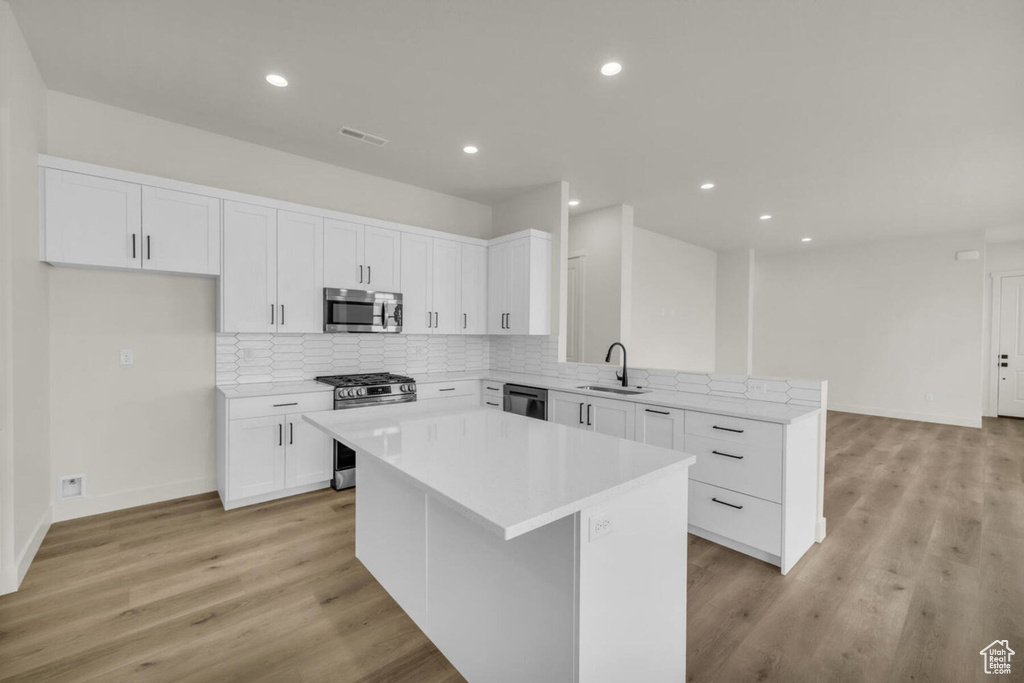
left=305, top=403, right=696, bottom=683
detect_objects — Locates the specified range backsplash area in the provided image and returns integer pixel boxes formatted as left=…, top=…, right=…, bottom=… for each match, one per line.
left=217, top=334, right=823, bottom=409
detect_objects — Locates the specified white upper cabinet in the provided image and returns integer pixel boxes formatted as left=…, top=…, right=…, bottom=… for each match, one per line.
left=400, top=234, right=463, bottom=335
left=364, top=226, right=401, bottom=291
left=488, top=231, right=551, bottom=336
left=400, top=233, right=433, bottom=334
left=277, top=211, right=324, bottom=334
left=43, top=169, right=142, bottom=269
left=460, top=244, right=487, bottom=334
left=221, top=201, right=277, bottom=333
left=432, top=239, right=461, bottom=335
left=323, top=221, right=401, bottom=292
left=141, top=186, right=221, bottom=275
left=323, top=218, right=364, bottom=289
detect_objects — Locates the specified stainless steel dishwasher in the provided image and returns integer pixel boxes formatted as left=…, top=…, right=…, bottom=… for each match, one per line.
left=503, top=384, right=548, bottom=420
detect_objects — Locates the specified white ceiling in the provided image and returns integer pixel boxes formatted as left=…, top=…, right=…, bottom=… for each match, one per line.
left=11, top=0, right=1024, bottom=250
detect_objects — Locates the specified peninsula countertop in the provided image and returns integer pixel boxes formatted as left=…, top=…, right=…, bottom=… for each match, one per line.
left=304, top=403, right=696, bottom=540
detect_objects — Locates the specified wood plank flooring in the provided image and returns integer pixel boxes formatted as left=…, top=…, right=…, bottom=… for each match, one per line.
left=1, top=411, right=1022, bottom=682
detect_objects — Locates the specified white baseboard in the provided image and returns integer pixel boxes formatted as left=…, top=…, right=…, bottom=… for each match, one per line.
left=828, top=403, right=982, bottom=429
left=815, top=516, right=827, bottom=543
left=0, top=505, right=52, bottom=596
left=52, top=476, right=216, bottom=523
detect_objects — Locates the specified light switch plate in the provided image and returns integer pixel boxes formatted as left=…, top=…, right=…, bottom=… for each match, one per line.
left=119, top=349, right=134, bottom=366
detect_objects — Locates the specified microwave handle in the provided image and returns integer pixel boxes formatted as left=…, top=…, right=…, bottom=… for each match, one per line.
left=381, top=302, right=387, bottom=328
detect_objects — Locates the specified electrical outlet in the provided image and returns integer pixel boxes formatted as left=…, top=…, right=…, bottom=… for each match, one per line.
left=58, top=475, right=84, bottom=500
left=242, top=348, right=255, bottom=360
left=589, top=513, right=613, bottom=541
left=748, top=380, right=768, bottom=394
left=926, top=392, right=934, bottom=402
left=119, top=349, right=134, bottom=366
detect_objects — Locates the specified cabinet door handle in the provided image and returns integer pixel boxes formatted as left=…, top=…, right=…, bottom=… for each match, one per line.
left=440, top=387, right=456, bottom=392
left=712, top=497, right=743, bottom=510
left=434, top=312, right=438, bottom=328
left=645, top=408, right=670, bottom=415
left=146, top=235, right=152, bottom=260
left=132, top=233, right=136, bottom=259
left=579, top=402, right=584, bottom=424
left=427, top=311, right=432, bottom=328
left=506, top=313, right=511, bottom=329
left=712, top=450, right=744, bottom=460
left=272, top=402, right=298, bottom=407
left=289, top=422, right=294, bottom=445
left=359, top=264, right=363, bottom=283
left=586, top=404, right=593, bottom=426
left=463, top=313, right=467, bottom=329
left=280, top=305, right=285, bottom=326
left=271, top=304, right=275, bottom=325
left=367, top=265, right=372, bottom=284
left=278, top=423, right=283, bottom=446
left=712, top=425, right=744, bottom=434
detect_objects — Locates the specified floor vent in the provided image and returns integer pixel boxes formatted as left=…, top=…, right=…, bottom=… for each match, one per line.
left=337, top=126, right=389, bottom=146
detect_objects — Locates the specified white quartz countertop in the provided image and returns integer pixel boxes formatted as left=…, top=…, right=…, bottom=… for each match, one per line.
left=416, top=371, right=821, bottom=424
left=304, top=403, right=696, bottom=540
left=216, top=380, right=333, bottom=399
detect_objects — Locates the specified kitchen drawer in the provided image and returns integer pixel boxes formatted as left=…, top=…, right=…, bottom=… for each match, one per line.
left=418, top=380, right=480, bottom=401
left=687, top=434, right=782, bottom=503
left=228, top=392, right=333, bottom=420
left=481, top=381, right=503, bottom=397
left=685, top=410, right=783, bottom=450
left=689, top=480, right=781, bottom=557
left=481, top=396, right=503, bottom=410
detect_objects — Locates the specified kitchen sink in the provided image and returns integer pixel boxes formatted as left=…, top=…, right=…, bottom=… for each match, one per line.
left=576, top=385, right=650, bottom=395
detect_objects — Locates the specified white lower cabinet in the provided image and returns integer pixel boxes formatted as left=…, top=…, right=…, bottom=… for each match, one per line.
left=418, top=380, right=481, bottom=409
left=218, top=391, right=333, bottom=509
left=548, top=391, right=635, bottom=439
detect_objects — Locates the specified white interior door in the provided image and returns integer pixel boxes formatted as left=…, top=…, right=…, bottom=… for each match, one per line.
left=323, top=219, right=364, bottom=289
left=277, top=211, right=324, bottom=334
left=141, top=186, right=220, bottom=275
left=566, top=256, right=585, bottom=363
left=998, top=275, right=1024, bottom=418
left=432, top=238, right=461, bottom=335
left=364, top=226, right=401, bottom=291
left=400, top=233, right=433, bottom=334
left=221, top=201, right=277, bottom=333
left=460, top=244, right=488, bottom=334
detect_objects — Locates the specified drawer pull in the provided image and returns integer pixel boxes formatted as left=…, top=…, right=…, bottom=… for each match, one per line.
left=486, top=386, right=500, bottom=391
left=712, top=425, right=744, bottom=434
left=712, top=450, right=744, bottom=460
left=486, top=401, right=499, bottom=406
left=712, top=497, right=744, bottom=510
left=645, top=408, right=670, bottom=415
left=273, top=402, right=299, bottom=407
left=440, top=388, right=456, bottom=392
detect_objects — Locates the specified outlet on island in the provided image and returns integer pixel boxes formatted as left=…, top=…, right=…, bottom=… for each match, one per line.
left=589, top=513, right=613, bottom=541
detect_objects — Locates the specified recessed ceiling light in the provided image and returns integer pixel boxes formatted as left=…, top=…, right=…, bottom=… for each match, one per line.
left=463, top=145, right=479, bottom=154
left=265, top=74, right=288, bottom=87
left=568, top=199, right=580, bottom=207
left=601, top=62, right=622, bottom=76
left=760, top=214, right=772, bottom=221
left=801, top=237, right=812, bottom=242
left=700, top=182, right=715, bottom=190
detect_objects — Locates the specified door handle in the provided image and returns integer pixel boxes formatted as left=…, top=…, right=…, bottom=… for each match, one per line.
left=712, top=497, right=743, bottom=510
left=272, top=402, right=298, bottom=407
left=440, top=388, right=456, bottom=392
left=280, top=304, right=285, bottom=326
left=367, top=266, right=372, bottom=284
left=579, top=402, right=584, bottom=424
left=271, top=304, right=275, bottom=325
left=278, top=423, right=283, bottom=446
left=1001, top=362, right=1009, bottom=367
left=464, top=313, right=467, bottom=329
left=132, top=234, right=136, bottom=259
left=712, top=450, right=744, bottom=460
left=486, top=401, right=499, bottom=407
left=645, top=408, right=670, bottom=415
left=427, top=311, right=432, bottom=328
left=586, top=404, right=593, bottom=427
left=147, top=235, right=152, bottom=260
left=359, top=264, right=363, bottom=283
left=289, top=422, right=294, bottom=445
left=434, top=312, right=438, bottom=328
left=381, top=303, right=388, bottom=328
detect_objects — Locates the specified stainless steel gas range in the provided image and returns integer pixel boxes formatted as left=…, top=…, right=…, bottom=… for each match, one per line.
left=314, top=372, right=417, bottom=489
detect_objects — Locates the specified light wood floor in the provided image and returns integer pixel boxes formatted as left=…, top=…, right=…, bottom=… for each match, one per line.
left=1, top=412, right=1021, bottom=682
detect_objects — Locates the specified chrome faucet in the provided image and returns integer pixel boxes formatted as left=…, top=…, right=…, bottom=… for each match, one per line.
left=605, top=342, right=629, bottom=387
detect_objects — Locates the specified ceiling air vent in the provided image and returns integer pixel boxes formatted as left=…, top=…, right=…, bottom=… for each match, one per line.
left=337, top=126, right=389, bottom=147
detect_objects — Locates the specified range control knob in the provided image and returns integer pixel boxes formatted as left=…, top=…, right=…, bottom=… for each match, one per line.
left=356, top=387, right=366, bottom=396
left=346, top=388, right=356, bottom=397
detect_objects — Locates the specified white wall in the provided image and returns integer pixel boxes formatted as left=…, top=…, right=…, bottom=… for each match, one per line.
left=753, top=232, right=985, bottom=427
left=0, top=0, right=50, bottom=593
left=983, top=238, right=1024, bottom=416
left=491, top=182, right=569, bottom=339
left=568, top=205, right=631, bottom=365
left=630, top=228, right=717, bottom=372
left=715, top=249, right=754, bottom=376
left=43, top=92, right=496, bottom=521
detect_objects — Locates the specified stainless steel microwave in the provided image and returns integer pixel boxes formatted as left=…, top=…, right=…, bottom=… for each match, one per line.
left=323, top=288, right=403, bottom=333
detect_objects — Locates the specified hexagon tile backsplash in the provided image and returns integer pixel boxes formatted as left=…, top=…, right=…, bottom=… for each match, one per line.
left=216, top=333, right=824, bottom=408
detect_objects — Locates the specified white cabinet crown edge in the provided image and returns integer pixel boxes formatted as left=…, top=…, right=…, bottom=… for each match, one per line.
left=38, top=155, right=491, bottom=247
